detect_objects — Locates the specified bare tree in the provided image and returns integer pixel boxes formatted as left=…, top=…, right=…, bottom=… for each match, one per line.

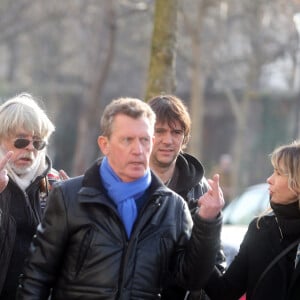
left=72, top=1, right=117, bottom=175
left=181, top=0, right=218, bottom=159
left=145, top=0, right=179, bottom=100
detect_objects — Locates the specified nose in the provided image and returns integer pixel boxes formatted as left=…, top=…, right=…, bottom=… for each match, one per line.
left=26, top=141, right=36, bottom=151
left=266, top=174, right=273, bottom=184
left=161, top=131, right=173, bottom=144
left=132, top=139, right=143, bottom=154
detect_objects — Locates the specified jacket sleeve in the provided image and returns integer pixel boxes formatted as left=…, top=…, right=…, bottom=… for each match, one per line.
left=16, top=184, right=69, bottom=300
left=174, top=199, right=223, bottom=290
left=204, top=221, right=255, bottom=300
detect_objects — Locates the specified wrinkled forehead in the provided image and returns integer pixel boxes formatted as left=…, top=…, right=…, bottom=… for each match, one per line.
left=110, top=114, right=154, bottom=135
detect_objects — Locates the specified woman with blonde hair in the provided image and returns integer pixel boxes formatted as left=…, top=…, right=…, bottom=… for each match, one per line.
left=204, top=140, right=300, bottom=300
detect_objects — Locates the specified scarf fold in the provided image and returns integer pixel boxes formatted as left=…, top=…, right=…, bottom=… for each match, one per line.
left=100, top=157, right=151, bottom=238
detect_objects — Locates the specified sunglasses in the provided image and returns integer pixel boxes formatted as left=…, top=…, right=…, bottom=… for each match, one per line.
left=14, top=138, right=47, bottom=151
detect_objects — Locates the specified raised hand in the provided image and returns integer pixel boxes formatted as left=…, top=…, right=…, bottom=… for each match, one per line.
left=0, top=151, right=13, bottom=193
left=58, top=169, right=69, bottom=181
left=197, top=174, right=225, bottom=220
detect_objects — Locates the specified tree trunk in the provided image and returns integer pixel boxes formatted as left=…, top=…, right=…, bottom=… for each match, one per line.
left=145, top=0, right=178, bottom=100
left=185, top=0, right=207, bottom=159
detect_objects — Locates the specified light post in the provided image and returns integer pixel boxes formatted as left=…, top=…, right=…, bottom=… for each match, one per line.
left=293, top=13, right=300, bottom=138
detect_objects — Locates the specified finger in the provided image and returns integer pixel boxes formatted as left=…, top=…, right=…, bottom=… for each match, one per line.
left=59, top=169, right=69, bottom=180
left=212, top=173, right=220, bottom=185
left=210, top=174, right=220, bottom=196
left=0, top=151, right=13, bottom=170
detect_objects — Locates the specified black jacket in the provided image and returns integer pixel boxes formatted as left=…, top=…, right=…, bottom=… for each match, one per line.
left=162, top=153, right=225, bottom=300
left=168, top=153, right=209, bottom=214
left=205, top=215, right=300, bottom=300
left=17, top=160, right=222, bottom=300
left=0, top=156, right=57, bottom=299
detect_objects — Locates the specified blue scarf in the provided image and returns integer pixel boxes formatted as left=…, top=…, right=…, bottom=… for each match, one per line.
left=99, top=157, right=151, bottom=238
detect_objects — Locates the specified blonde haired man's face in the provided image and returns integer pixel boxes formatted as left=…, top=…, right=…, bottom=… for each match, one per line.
left=98, top=114, right=154, bottom=182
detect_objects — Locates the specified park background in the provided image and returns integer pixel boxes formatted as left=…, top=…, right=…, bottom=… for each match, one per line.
left=0, top=0, right=300, bottom=198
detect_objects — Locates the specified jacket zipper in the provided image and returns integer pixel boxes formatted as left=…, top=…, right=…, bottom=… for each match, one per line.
left=23, top=191, right=40, bottom=225
left=116, top=197, right=162, bottom=298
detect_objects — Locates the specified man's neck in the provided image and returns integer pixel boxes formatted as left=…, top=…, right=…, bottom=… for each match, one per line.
left=151, top=162, right=176, bottom=185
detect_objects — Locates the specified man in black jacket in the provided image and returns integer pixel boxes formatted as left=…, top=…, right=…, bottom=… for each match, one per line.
left=149, top=94, right=226, bottom=300
left=0, top=93, right=65, bottom=300
left=17, top=97, right=224, bottom=300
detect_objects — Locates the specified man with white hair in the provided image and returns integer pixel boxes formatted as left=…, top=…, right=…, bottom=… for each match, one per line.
left=0, top=93, right=65, bottom=299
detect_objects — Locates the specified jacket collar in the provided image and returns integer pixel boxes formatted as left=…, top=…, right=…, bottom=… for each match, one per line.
left=78, top=158, right=171, bottom=205
left=171, top=152, right=204, bottom=193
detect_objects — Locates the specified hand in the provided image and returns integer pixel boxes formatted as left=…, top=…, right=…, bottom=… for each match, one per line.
left=0, top=151, right=13, bottom=193
left=197, top=174, right=225, bottom=220
left=58, top=169, right=69, bottom=180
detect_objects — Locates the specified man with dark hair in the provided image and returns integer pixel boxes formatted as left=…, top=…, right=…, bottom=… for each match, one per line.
left=17, top=97, right=224, bottom=300
left=149, top=94, right=226, bottom=300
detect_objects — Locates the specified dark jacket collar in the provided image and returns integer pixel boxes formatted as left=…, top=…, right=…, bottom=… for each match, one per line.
left=171, top=152, right=205, bottom=193
left=82, top=158, right=170, bottom=199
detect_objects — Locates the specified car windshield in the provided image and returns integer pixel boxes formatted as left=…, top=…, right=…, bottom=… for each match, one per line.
left=223, top=184, right=270, bottom=225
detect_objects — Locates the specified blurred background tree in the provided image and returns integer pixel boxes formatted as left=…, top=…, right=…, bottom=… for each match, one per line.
left=0, top=0, right=299, bottom=198
left=145, top=0, right=178, bottom=99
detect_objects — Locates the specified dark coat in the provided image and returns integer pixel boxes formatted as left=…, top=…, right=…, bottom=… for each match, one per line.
left=17, top=160, right=222, bottom=300
left=168, top=153, right=209, bottom=214
left=205, top=215, right=300, bottom=300
left=162, top=153, right=225, bottom=300
left=0, top=156, right=57, bottom=299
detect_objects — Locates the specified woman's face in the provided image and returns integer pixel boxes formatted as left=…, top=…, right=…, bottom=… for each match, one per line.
left=267, top=164, right=299, bottom=205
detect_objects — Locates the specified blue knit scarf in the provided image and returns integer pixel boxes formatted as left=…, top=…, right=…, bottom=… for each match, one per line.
left=99, top=157, right=151, bottom=238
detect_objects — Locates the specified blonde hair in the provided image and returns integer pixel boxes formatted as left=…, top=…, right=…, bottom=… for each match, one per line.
left=270, top=140, right=300, bottom=198
left=0, top=93, right=55, bottom=141
left=257, top=140, right=300, bottom=227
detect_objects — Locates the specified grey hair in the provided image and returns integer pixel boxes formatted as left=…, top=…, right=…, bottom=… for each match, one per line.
left=100, top=97, right=156, bottom=138
left=0, top=93, right=55, bottom=141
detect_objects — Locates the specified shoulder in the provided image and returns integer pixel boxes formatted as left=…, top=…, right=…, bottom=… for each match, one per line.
left=177, top=152, right=204, bottom=173
left=245, top=215, right=275, bottom=239
left=175, top=153, right=206, bottom=189
left=55, top=176, right=84, bottom=192
left=151, top=173, right=187, bottom=206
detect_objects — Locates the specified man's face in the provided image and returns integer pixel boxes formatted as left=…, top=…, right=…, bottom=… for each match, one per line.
left=150, top=120, right=185, bottom=168
left=1, top=130, right=45, bottom=175
left=98, top=114, right=154, bottom=182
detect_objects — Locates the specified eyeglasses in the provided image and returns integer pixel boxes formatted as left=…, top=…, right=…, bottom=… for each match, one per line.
left=14, top=138, right=47, bottom=151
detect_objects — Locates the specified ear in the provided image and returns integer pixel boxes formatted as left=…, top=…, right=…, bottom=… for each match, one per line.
left=98, top=136, right=109, bottom=155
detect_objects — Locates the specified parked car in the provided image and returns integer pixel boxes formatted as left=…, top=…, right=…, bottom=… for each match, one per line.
left=221, top=183, right=270, bottom=265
